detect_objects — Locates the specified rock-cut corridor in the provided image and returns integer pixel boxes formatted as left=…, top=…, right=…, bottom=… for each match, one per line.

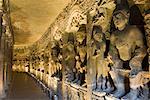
left=4, top=72, right=49, bottom=100
left=0, top=0, right=150, bottom=100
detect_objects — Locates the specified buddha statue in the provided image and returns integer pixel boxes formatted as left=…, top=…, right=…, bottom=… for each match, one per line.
left=109, top=3, right=147, bottom=98
left=121, top=9, right=150, bottom=100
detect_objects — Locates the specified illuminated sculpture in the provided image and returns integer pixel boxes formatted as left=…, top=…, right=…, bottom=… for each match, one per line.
left=74, top=24, right=87, bottom=86
left=62, top=33, right=76, bottom=82
left=87, top=0, right=115, bottom=92
left=109, top=2, right=147, bottom=98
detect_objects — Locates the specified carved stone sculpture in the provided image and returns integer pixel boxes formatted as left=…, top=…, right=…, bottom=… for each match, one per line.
left=85, top=1, right=116, bottom=95
left=66, top=6, right=87, bottom=33
left=89, top=0, right=115, bottom=39
left=74, top=24, right=87, bottom=86
left=12, top=0, right=150, bottom=99
left=109, top=4, right=147, bottom=98
left=121, top=8, right=150, bottom=100
left=47, top=58, right=52, bottom=76
left=51, top=41, right=60, bottom=63
left=51, top=60, right=55, bottom=77
left=122, top=72, right=150, bottom=100
left=62, top=33, right=76, bottom=82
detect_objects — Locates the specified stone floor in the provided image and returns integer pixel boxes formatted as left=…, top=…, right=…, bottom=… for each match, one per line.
left=4, top=72, right=49, bottom=100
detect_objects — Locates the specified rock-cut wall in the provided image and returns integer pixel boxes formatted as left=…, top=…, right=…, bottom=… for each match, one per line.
left=13, top=0, right=150, bottom=100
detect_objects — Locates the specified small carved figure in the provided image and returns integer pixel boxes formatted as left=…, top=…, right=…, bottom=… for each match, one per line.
left=62, top=33, right=76, bottom=82
left=73, top=55, right=86, bottom=86
left=86, top=0, right=116, bottom=93
left=90, top=26, right=113, bottom=92
left=51, top=41, right=61, bottom=63
left=73, top=56, right=80, bottom=83
left=74, top=24, right=87, bottom=86
left=50, top=60, right=57, bottom=77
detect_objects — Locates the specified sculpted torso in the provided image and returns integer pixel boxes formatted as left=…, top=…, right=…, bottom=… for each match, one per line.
left=111, top=26, right=144, bottom=61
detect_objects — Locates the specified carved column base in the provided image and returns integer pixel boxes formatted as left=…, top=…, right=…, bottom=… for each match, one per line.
left=0, top=89, right=6, bottom=99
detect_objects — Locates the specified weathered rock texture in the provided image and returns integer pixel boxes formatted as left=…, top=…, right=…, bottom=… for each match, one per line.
left=0, top=0, right=14, bottom=99
left=13, top=0, right=150, bottom=100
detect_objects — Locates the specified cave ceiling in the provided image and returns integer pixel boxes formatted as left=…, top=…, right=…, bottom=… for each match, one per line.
left=10, top=0, right=69, bottom=45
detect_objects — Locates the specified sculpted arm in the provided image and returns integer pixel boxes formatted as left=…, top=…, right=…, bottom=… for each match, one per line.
left=129, top=28, right=147, bottom=75
left=134, top=29, right=147, bottom=58
left=109, top=34, right=119, bottom=61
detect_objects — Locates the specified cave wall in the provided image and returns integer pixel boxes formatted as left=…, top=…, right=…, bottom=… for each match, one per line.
left=13, top=0, right=150, bottom=100
left=0, top=0, right=14, bottom=98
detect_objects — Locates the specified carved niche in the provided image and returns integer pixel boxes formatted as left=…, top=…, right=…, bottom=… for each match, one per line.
left=65, top=5, right=87, bottom=33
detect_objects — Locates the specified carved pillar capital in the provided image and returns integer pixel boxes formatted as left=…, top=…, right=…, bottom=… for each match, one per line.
left=0, top=0, right=3, bottom=12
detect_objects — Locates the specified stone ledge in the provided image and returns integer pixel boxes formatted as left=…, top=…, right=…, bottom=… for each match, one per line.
left=93, top=91, right=106, bottom=97
left=105, top=95, right=120, bottom=100
left=27, top=72, right=150, bottom=100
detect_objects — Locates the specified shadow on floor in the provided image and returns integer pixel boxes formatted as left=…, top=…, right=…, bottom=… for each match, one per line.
left=4, top=72, right=49, bottom=100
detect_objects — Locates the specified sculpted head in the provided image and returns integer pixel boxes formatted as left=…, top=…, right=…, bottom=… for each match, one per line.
left=92, top=26, right=103, bottom=42
left=76, top=24, right=86, bottom=43
left=113, top=0, right=130, bottom=31
left=76, top=32, right=85, bottom=43
left=68, top=32, right=74, bottom=44
left=113, top=9, right=129, bottom=30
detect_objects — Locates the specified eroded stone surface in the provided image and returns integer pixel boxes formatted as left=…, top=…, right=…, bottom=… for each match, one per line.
left=12, top=0, right=150, bottom=100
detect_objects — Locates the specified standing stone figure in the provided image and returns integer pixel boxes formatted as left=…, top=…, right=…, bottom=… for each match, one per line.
left=87, top=25, right=108, bottom=91
left=91, top=26, right=113, bottom=93
left=62, top=33, right=76, bottom=82
left=109, top=4, right=147, bottom=98
left=74, top=24, right=87, bottom=86
left=86, top=0, right=116, bottom=94
left=51, top=41, right=62, bottom=78
left=122, top=9, right=150, bottom=100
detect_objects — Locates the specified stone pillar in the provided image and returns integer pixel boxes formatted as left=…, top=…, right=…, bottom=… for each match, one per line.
left=6, top=37, right=12, bottom=87
left=4, top=35, right=8, bottom=91
left=0, top=28, right=6, bottom=99
left=86, top=12, right=93, bottom=100
left=0, top=3, right=6, bottom=97
left=0, top=0, right=13, bottom=96
left=1, top=11, right=9, bottom=92
left=0, top=50, right=5, bottom=98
